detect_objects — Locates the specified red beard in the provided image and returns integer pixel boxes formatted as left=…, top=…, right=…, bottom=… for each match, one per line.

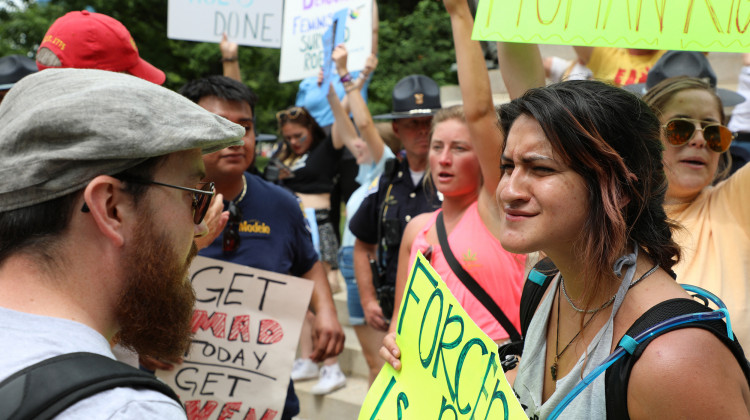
left=113, top=219, right=197, bottom=360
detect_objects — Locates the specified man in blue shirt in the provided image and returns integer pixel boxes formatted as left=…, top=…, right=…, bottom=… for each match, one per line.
left=180, top=75, right=344, bottom=420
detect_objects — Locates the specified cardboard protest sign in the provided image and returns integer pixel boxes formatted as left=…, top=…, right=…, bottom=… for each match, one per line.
left=167, top=0, right=282, bottom=48
left=279, top=0, right=373, bottom=82
left=359, top=253, right=526, bottom=420
left=157, top=256, right=313, bottom=420
left=473, top=0, right=750, bottom=53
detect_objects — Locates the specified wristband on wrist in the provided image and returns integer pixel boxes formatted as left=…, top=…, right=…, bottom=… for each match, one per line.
left=340, top=73, right=353, bottom=83
left=221, top=56, right=238, bottom=62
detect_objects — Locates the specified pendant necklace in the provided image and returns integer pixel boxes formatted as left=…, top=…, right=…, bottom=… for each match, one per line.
left=551, top=284, right=600, bottom=381
left=551, top=264, right=660, bottom=380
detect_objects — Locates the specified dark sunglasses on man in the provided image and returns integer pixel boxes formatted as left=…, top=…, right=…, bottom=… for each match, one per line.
left=663, top=118, right=735, bottom=153
left=222, top=201, right=242, bottom=255
left=82, top=177, right=215, bottom=225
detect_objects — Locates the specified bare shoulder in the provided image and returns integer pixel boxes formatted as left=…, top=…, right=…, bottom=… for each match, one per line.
left=401, top=212, right=434, bottom=248
left=627, top=327, right=750, bottom=419
left=405, top=212, right=433, bottom=236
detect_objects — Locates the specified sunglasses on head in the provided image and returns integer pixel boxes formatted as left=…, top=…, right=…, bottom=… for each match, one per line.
left=276, top=106, right=306, bottom=122
left=662, top=118, right=735, bottom=153
left=222, top=201, right=242, bottom=254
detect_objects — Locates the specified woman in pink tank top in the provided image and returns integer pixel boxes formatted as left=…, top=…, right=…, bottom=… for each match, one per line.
left=388, top=106, right=527, bottom=344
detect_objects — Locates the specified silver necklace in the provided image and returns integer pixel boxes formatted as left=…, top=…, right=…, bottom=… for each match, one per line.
left=560, top=277, right=615, bottom=314
left=234, top=175, right=247, bottom=204
left=560, top=264, right=660, bottom=314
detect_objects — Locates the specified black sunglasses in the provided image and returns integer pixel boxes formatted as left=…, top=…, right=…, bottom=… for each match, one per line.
left=222, top=201, right=242, bottom=254
left=117, top=176, right=215, bottom=225
left=663, top=118, right=735, bottom=153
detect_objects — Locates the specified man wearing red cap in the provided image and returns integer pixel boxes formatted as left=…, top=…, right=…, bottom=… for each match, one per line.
left=36, top=10, right=165, bottom=85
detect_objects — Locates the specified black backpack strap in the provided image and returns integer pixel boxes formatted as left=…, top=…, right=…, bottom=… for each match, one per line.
left=0, top=352, right=182, bottom=420
left=605, top=298, right=750, bottom=420
left=436, top=212, right=521, bottom=342
left=519, top=257, right=558, bottom=338
left=498, top=257, right=558, bottom=359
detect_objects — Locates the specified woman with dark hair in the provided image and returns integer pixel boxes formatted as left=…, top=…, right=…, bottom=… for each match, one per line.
left=273, top=106, right=343, bottom=278
left=273, top=106, right=345, bottom=394
left=382, top=0, right=750, bottom=417
left=495, top=45, right=750, bottom=351
left=496, top=79, right=749, bottom=419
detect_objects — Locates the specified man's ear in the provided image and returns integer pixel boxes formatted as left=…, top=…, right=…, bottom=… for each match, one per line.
left=391, top=120, right=400, bottom=137
left=82, top=176, right=135, bottom=248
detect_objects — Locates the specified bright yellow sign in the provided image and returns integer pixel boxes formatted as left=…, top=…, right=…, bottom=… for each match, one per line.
left=473, top=0, right=750, bottom=53
left=358, top=253, right=526, bottom=420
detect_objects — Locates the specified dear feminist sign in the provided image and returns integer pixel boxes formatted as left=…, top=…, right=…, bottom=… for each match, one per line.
left=359, top=253, right=525, bottom=420
left=157, top=256, right=313, bottom=420
left=279, top=0, right=373, bottom=82
left=473, top=0, right=750, bottom=53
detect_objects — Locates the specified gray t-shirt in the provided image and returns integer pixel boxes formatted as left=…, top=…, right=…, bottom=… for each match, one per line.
left=0, top=306, right=186, bottom=419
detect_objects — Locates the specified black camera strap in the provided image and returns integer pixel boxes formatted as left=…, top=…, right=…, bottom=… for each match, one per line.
left=436, top=211, right=521, bottom=342
left=374, top=158, right=400, bottom=284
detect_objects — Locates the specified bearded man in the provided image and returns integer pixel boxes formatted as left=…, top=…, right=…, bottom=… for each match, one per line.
left=0, top=68, right=243, bottom=417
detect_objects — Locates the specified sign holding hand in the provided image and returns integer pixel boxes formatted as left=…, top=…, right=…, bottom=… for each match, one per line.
left=359, top=253, right=526, bottom=420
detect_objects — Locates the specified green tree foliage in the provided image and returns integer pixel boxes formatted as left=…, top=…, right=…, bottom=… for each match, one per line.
left=0, top=0, right=456, bottom=135
left=370, top=0, right=456, bottom=117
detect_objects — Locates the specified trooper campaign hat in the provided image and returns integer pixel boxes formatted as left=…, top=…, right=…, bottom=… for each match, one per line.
left=0, top=55, right=38, bottom=90
left=624, top=51, right=745, bottom=107
left=374, top=74, right=442, bottom=119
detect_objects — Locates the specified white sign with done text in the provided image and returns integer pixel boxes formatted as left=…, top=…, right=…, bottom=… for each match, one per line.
left=167, top=0, right=283, bottom=48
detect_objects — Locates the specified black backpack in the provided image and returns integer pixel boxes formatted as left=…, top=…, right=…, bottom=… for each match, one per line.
left=500, top=258, right=750, bottom=419
left=0, top=352, right=183, bottom=420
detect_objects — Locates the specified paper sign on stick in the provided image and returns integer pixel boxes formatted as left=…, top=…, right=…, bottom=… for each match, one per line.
left=156, top=256, right=313, bottom=420
left=321, top=9, right=349, bottom=94
left=167, top=0, right=283, bottom=48
left=473, top=0, right=750, bottom=53
left=358, top=253, right=526, bottom=420
left=279, top=0, right=373, bottom=82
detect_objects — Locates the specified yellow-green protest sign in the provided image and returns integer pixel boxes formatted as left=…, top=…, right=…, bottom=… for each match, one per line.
left=473, top=0, right=750, bottom=53
left=359, top=253, right=525, bottom=420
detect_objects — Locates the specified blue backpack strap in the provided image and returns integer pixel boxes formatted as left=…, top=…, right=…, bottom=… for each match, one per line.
left=0, top=352, right=182, bottom=420
left=498, top=257, right=558, bottom=359
left=605, top=298, right=750, bottom=420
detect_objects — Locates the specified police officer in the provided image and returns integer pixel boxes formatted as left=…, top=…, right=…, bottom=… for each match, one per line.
left=349, top=75, right=443, bottom=332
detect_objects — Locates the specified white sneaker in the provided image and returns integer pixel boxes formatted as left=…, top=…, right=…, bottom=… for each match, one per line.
left=291, top=358, right=319, bottom=381
left=310, top=363, right=346, bottom=395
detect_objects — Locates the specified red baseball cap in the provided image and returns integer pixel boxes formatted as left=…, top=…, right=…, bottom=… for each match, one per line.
left=37, top=10, right=165, bottom=85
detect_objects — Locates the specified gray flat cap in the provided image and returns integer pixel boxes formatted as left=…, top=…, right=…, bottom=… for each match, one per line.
left=0, top=68, right=244, bottom=212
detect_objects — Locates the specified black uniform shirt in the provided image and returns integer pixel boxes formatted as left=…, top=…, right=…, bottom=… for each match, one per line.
left=349, top=157, right=441, bottom=287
